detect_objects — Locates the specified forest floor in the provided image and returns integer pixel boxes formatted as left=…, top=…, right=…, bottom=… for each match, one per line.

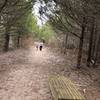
left=0, top=46, right=100, bottom=100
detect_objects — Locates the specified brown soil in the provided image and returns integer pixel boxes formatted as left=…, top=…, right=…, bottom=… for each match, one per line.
left=0, top=46, right=100, bottom=100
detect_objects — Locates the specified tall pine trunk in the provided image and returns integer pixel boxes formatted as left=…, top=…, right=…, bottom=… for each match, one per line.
left=77, top=17, right=86, bottom=68
left=17, top=35, right=20, bottom=48
left=91, top=24, right=97, bottom=59
left=87, top=19, right=95, bottom=67
left=93, top=33, right=100, bottom=67
left=64, top=33, right=68, bottom=54
left=3, top=26, right=10, bottom=52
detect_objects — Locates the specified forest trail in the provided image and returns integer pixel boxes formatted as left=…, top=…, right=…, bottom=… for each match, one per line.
left=0, top=46, right=100, bottom=100
left=0, top=46, right=65, bottom=100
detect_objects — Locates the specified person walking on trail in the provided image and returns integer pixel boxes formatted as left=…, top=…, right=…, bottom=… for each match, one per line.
left=36, top=44, right=38, bottom=50
left=39, top=42, right=43, bottom=51
left=34, top=42, right=39, bottom=50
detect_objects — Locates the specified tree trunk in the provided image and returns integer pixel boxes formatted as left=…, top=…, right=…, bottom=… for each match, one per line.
left=17, top=35, right=20, bottom=48
left=91, top=24, right=97, bottom=59
left=77, top=17, right=86, bottom=68
left=87, top=19, right=95, bottom=67
left=64, top=33, right=68, bottom=54
left=3, top=26, right=10, bottom=52
left=93, top=34, right=100, bottom=67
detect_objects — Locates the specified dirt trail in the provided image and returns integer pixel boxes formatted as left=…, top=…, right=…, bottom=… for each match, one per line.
left=0, top=46, right=100, bottom=100
left=0, top=47, right=65, bottom=100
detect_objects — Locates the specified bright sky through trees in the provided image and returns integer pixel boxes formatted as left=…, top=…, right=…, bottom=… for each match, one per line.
left=33, top=0, right=48, bottom=27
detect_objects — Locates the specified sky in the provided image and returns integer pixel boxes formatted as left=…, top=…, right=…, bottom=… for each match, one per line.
left=32, top=0, right=48, bottom=27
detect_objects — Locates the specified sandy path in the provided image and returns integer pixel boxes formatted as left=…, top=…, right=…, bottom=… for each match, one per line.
left=0, top=46, right=100, bottom=100
left=0, top=47, right=65, bottom=100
